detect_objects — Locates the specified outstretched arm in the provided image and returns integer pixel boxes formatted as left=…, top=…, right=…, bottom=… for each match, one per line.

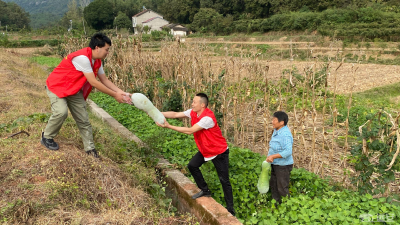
left=85, top=72, right=131, bottom=104
left=98, top=73, right=124, bottom=93
left=84, top=72, right=126, bottom=102
left=156, top=120, right=203, bottom=134
left=162, top=111, right=187, bottom=119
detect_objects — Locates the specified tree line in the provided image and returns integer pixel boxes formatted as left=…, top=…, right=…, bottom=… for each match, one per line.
left=65, top=0, right=400, bottom=39
left=3, top=0, right=400, bottom=38
left=0, top=0, right=30, bottom=31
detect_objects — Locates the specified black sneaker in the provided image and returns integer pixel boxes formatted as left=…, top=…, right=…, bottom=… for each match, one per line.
left=40, top=132, right=59, bottom=150
left=86, top=149, right=99, bottom=158
left=191, top=190, right=211, bottom=199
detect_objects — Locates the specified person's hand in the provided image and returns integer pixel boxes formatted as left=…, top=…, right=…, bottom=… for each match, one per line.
left=156, top=119, right=169, bottom=128
left=266, top=155, right=274, bottom=163
left=123, top=92, right=132, bottom=104
left=114, top=91, right=126, bottom=103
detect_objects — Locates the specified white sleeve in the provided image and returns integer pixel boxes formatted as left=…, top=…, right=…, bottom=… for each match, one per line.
left=98, top=64, right=105, bottom=75
left=183, top=109, right=192, bottom=118
left=72, top=55, right=93, bottom=73
left=196, top=116, right=215, bottom=129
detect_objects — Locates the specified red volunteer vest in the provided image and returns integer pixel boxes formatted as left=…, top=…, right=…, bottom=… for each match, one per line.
left=191, top=108, right=228, bottom=157
left=46, top=47, right=102, bottom=100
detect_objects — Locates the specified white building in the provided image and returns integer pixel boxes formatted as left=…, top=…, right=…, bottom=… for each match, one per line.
left=161, top=24, right=189, bottom=36
left=132, top=9, right=169, bottom=34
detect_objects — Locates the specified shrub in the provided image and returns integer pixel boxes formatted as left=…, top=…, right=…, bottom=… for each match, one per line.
left=0, top=38, right=61, bottom=48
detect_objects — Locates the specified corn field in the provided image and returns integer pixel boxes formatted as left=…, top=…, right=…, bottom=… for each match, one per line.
left=60, top=34, right=400, bottom=195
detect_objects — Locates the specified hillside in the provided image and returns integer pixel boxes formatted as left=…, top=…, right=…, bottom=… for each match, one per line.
left=4, top=0, right=93, bottom=28
left=4, top=0, right=67, bottom=16
left=0, top=47, right=197, bottom=224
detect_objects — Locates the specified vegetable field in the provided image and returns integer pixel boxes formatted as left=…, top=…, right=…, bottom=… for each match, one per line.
left=90, top=92, right=400, bottom=224
left=60, top=34, right=400, bottom=223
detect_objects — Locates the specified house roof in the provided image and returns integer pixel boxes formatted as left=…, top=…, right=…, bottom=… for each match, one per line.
left=132, top=9, right=162, bottom=18
left=142, top=17, right=167, bottom=23
left=161, top=23, right=178, bottom=29
left=173, top=27, right=188, bottom=32
left=161, top=23, right=188, bottom=31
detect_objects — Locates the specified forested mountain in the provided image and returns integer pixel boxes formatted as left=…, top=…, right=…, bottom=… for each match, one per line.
left=4, top=0, right=93, bottom=28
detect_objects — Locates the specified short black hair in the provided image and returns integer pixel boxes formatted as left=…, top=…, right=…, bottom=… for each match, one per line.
left=196, top=93, right=209, bottom=108
left=89, top=33, right=111, bottom=49
left=273, top=111, right=289, bottom=126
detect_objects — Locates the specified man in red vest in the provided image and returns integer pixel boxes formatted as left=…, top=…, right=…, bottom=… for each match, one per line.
left=41, top=33, right=131, bottom=158
left=156, top=93, right=235, bottom=216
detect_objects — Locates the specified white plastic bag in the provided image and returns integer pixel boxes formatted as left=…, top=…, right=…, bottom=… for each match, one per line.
left=131, top=93, right=165, bottom=124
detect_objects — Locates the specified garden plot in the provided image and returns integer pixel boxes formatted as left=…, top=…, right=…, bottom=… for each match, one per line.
left=58, top=36, right=400, bottom=198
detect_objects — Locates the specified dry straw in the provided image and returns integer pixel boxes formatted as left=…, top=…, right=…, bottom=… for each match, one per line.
left=64, top=34, right=400, bottom=193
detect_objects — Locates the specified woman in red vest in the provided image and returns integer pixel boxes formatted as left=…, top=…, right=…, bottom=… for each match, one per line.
left=41, top=33, right=131, bottom=158
left=156, top=93, right=235, bottom=216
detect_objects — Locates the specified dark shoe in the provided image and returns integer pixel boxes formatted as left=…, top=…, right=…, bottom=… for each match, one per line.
left=226, top=207, right=236, bottom=216
left=86, top=149, right=99, bottom=158
left=191, top=190, right=211, bottom=199
left=40, top=132, right=59, bottom=150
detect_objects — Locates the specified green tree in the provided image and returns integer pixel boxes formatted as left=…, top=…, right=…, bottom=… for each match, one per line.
left=191, top=8, right=222, bottom=33
left=109, top=0, right=134, bottom=17
left=0, top=1, right=8, bottom=28
left=200, top=0, right=213, bottom=8
left=61, top=0, right=84, bottom=28
left=143, top=25, right=151, bottom=33
left=114, top=11, right=132, bottom=29
left=84, top=0, right=114, bottom=30
left=0, top=0, right=30, bottom=30
left=243, top=0, right=271, bottom=19
left=159, top=0, right=200, bottom=24
left=213, top=0, right=245, bottom=18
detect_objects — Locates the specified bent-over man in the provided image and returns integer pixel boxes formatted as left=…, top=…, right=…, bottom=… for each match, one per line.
left=156, top=93, right=235, bottom=216
left=41, top=33, right=131, bottom=158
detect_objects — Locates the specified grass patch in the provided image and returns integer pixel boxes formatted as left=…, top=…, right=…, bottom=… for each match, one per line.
left=333, top=82, right=400, bottom=135
left=28, top=56, right=61, bottom=68
left=352, top=81, right=400, bottom=108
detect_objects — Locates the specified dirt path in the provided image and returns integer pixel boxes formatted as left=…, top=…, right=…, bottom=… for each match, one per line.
left=184, top=39, right=394, bottom=51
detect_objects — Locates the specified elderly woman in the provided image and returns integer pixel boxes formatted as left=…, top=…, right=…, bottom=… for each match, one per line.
left=266, top=111, right=294, bottom=204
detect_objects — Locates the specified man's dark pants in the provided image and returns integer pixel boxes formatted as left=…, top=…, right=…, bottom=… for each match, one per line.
left=270, top=164, right=293, bottom=204
left=187, top=149, right=234, bottom=211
